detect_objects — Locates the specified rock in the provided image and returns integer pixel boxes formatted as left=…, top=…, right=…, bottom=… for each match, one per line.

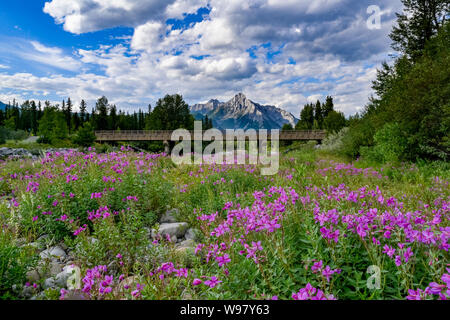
left=49, top=261, right=63, bottom=276
left=30, top=291, right=47, bottom=300
left=37, top=234, right=49, bottom=242
left=40, top=246, right=67, bottom=261
left=59, top=242, right=68, bottom=251
left=161, top=208, right=179, bottom=223
left=43, top=277, right=57, bottom=290
left=28, top=242, right=45, bottom=251
left=151, top=222, right=188, bottom=239
left=185, top=228, right=200, bottom=241
left=0, top=147, right=33, bottom=159
left=177, top=239, right=196, bottom=249
left=15, top=238, right=27, bottom=246
left=21, top=286, right=34, bottom=299
left=60, top=290, right=86, bottom=300
left=55, top=265, right=80, bottom=288
left=26, top=269, right=41, bottom=283
left=113, top=276, right=138, bottom=295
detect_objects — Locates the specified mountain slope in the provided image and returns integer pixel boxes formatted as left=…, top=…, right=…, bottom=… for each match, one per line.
left=190, top=93, right=298, bottom=130
left=0, top=101, right=7, bottom=111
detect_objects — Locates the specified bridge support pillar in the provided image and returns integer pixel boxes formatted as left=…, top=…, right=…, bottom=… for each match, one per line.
left=163, top=140, right=170, bottom=154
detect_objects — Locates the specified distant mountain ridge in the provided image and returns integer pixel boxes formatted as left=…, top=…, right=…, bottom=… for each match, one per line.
left=190, top=93, right=298, bottom=130
left=0, top=101, right=8, bottom=111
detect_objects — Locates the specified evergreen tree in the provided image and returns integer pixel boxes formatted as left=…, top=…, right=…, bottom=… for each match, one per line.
left=322, top=96, right=334, bottom=118
left=146, top=94, right=194, bottom=130
left=296, top=103, right=315, bottom=129
left=80, top=100, right=87, bottom=123
left=31, top=101, right=38, bottom=134
left=314, top=100, right=323, bottom=128
left=390, top=0, right=449, bottom=61
left=324, top=110, right=347, bottom=133
left=109, top=105, right=118, bottom=130
left=94, top=97, right=109, bottom=130
left=66, top=97, right=73, bottom=133
left=73, top=122, right=96, bottom=147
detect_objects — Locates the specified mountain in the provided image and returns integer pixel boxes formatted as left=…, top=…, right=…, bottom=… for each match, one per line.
left=190, top=93, right=298, bottom=130
left=0, top=101, right=7, bottom=111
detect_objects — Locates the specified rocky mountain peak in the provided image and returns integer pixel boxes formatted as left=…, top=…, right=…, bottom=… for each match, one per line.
left=190, top=93, right=298, bottom=130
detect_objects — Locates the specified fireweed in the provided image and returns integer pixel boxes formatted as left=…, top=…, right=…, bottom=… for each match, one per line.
left=0, top=147, right=448, bottom=300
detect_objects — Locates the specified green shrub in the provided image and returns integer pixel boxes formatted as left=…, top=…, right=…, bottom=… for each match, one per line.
left=320, top=127, right=349, bottom=152
left=361, top=123, right=408, bottom=163
left=73, top=123, right=96, bottom=147
left=0, top=233, right=37, bottom=299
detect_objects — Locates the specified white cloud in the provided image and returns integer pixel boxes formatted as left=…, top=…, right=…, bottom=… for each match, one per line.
left=0, top=64, right=9, bottom=69
left=0, top=0, right=405, bottom=116
left=131, top=21, right=164, bottom=51
left=18, top=41, right=83, bottom=72
left=43, top=0, right=176, bottom=34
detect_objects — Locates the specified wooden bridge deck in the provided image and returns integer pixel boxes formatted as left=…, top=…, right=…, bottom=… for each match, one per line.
left=95, top=130, right=327, bottom=141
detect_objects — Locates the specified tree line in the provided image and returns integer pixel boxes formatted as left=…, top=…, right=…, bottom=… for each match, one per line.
left=0, top=94, right=216, bottom=146
left=339, top=0, right=449, bottom=162
left=281, top=96, right=347, bottom=134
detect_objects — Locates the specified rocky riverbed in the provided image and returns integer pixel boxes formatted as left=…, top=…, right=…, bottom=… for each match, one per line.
left=15, top=208, right=199, bottom=300
left=0, top=147, right=79, bottom=160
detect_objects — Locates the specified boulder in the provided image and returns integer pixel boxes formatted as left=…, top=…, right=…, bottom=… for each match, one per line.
left=43, top=277, right=57, bottom=290
left=26, top=269, right=41, bottom=283
left=55, top=265, right=80, bottom=288
left=151, top=222, right=188, bottom=239
left=0, top=147, right=33, bottom=159
left=40, top=246, right=67, bottom=261
left=177, top=239, right=196, bottom=249
left=185, top=228, right=200, bottom=241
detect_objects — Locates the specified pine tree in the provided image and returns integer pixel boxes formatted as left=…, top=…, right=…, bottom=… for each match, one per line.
left=66, top=97, right=73, bottom=133
left=109, top=105, right=118, bottom=130
left=314, top=100, right=323, bottom=129
left=80, top=100, right=87, bottom=123
left=94, top=96, right=109, bottom=130
left=390, top=0, right=449, bottom=61
left=297, top=103, right=315, bottom=130
left=322, top=96, right=334, bottom=118
left=31, top=100, right=38, bottom=134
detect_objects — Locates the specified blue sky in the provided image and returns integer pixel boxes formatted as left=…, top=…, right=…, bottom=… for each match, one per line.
left=0, top=0, right=403, bottom=116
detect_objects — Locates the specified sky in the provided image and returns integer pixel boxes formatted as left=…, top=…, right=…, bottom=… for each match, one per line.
left=0, top=0, right=404, bottom=116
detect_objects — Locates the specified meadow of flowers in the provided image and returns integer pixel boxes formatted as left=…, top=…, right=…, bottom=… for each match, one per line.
left=0, top=144, right=448, bottom=300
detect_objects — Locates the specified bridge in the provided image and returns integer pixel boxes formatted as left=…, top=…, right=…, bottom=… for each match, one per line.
left=94, top=130, right=327, bottom=142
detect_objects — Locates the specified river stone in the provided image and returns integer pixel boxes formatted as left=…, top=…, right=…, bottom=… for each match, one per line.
left=43, top=277, right=57, bottom=290
left=151, top=222, right=188, bottom=239
left=55, top=265, right=79, bottom=288
left=26, top=269, right=41, bottom=283
left=21, top=286, right=34, bottom=299
left=40, top=246, right=67, bottom=261
left=177, top=239, right=196, bottom=249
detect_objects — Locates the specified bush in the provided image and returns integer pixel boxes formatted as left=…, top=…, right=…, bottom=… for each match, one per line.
left=73, top=123, right=96, bottom=147
left=320, top=127, right=349, bottom=152
left=0, top=233, right=37, bottom=299
left=340, top=118, right=375, bottom=159
left=0, top=127, right=29, bottom=144
left=360, top=122, right=408, bottom=163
